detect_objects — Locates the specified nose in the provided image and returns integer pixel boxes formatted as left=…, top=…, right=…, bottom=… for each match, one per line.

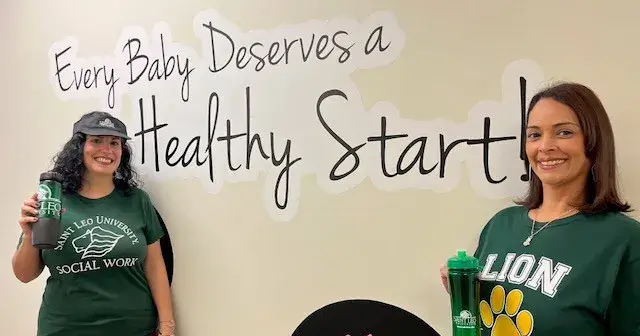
left=94, top=142, right=116, bottom=153
left=538, top=134, right=557, bottom=152
left=95, top=142, right=112, bottom=150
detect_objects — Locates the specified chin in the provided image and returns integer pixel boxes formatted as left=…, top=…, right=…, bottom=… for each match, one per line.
left=87, top=164, right=118, bottom=176
left=538, top=177, right=566, bottom=186
left=536, top=171, right=583, bottom=187
left=92, top=170, right=117, bottom=177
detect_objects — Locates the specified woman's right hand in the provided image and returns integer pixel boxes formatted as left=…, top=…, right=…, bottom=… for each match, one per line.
left=18, top=193, right=39, bottom=237
left=440, top=263, right=450, bottom=294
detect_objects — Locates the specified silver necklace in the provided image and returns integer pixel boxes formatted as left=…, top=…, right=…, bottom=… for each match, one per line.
left=523, top=208, right=576, bottom=246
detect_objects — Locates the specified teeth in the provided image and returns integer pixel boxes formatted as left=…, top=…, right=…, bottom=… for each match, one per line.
left=95, top=157, right=112, bottom=164
left=540, top=160, right=565, bottom=166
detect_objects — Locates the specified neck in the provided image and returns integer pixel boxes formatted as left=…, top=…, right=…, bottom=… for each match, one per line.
left=79, top=173, right=115, bottom=199
left=535, top=180, right=586, bottom=221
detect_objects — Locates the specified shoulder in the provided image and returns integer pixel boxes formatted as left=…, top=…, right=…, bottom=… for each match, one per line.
left=119, top=186, right=152, bottom=200
left=129, top=187, right=159, bottom=214
left=605, top=211, right=640, bottom=228
left=581, top=212, right=640, bottom=260
left=491, top=205, right=527, bottom=221
left=114, top=186, right=156, bottom=207
left=473, top=206, right=526, bottom=256
left=596, top=211, right=640, bottom=243
left=483, top=205, right=527, bottom=229
left=585, top=211, right=640, bottom=235
left=477, top=205, right=527, bottom=239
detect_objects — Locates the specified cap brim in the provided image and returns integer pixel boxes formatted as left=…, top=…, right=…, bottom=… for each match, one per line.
left=82, top=128, right=131, bottom=140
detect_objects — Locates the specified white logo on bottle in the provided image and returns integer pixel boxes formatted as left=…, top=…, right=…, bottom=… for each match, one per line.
left=453, top=310, right=477, bottom=329
left=37, top=184, right=52, bottom=201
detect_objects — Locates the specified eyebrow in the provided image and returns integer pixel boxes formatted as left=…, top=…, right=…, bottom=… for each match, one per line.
left=526, top=121, right=580, bottom=129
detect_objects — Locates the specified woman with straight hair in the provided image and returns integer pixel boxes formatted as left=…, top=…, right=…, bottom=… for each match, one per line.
left=12, top=111, right=176, bottom=336
left=440, top=82, right=640, bottom=335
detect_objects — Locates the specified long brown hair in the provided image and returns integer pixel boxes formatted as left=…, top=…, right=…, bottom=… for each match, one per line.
left=516, top=82, right=631, bottom=214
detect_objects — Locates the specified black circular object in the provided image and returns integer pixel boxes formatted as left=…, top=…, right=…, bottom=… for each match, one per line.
left=154, top=207, right=174, bottom=286
left=292, top=299, right=441, bottom=336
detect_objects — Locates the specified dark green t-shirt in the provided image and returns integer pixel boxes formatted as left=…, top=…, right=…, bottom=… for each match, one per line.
left=473, top=206, right=640, bottom=336
left=19, top=187, right=165, bottom=336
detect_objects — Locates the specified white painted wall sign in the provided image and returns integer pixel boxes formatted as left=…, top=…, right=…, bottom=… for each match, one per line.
left=48, top=9, right=545, bottom=221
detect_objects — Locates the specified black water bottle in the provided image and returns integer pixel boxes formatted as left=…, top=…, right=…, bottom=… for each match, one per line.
left=32, top=171, right=64, bottom=249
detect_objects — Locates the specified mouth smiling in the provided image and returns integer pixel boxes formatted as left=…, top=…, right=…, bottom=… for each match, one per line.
left=538, top=159, right=566, bottom=170
left=94, top=157, right=114, bottom=165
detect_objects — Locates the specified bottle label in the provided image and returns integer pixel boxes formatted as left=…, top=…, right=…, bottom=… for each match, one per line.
left=38, top=181, right=62, bottom=220
left=453, top=310, right=477, bottom=329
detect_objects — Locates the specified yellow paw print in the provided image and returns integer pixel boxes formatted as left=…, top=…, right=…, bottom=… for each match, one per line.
left=479, top=285, right=534, bottom=336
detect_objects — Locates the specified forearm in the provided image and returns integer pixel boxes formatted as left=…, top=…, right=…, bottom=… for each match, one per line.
left=144, top=252, right=175, bottom=327
left=12, top=233, right=44, bottom=283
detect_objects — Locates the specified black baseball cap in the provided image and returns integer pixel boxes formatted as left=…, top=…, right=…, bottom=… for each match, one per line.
left=73, top=111, right=131, bottom=140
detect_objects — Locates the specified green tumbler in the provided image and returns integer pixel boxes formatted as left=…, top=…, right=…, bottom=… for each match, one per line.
left=447, top=249, right=482, bottom=336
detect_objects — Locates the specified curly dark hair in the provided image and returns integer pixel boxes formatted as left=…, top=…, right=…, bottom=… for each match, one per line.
left=50, top=132, right=139, bottom=196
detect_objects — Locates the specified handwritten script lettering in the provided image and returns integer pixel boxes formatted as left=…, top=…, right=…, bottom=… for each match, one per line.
left=48, top=9, right=545, bottom=221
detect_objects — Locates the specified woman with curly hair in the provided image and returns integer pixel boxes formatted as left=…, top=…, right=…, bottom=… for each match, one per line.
left=12, top=111, right=176, bottom=336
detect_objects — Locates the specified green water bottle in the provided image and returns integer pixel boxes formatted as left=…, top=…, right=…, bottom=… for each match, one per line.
left=32, top=171, right=64, bottom=249
left=448, top=249, right=482, bottom=336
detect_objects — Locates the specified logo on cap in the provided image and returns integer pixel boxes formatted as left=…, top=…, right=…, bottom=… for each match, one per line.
left=99, top=118, right=115, bottom=128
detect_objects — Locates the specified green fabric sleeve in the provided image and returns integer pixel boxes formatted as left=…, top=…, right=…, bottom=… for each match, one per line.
left=605, top=232, right=640, bottom=335
left=139, top=190, right=165, bottom=245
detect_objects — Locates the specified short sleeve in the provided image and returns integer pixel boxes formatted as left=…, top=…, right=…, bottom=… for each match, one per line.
left=16, top=232, right=43, bottom=260
left=473, top=216, right=495, bottom=259
left=138, top=189, right=165, bottom=245
left=605, top=228, right=640, bottom=335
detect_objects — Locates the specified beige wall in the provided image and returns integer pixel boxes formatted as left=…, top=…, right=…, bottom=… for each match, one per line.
left=1, top=1, right=639, bottom=335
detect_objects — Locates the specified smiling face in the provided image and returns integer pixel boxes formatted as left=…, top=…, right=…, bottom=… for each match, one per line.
left=83, top=135, right=123, bottom=176
left=525, top=98, right=590, bottom=188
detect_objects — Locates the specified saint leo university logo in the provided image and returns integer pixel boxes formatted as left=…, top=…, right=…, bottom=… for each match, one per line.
left=37, top=184, right=52, bottom=201
left=72, top=227, right=124, bottom=259
left=453, top=309, right=477, bottom=329
left=98, top=118, right=115, bottom=128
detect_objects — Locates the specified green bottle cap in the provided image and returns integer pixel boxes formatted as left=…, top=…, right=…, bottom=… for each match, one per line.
left=447, top=249, right=480, bottom=270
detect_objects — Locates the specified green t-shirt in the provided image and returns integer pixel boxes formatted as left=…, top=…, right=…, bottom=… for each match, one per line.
left=19, top=187, right=165, bottom=336
left=473, top=205, right=640, bottom=336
